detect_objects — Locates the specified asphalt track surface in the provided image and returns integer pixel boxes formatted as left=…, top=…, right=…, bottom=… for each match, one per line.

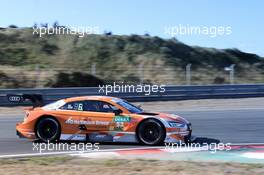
left=0, top=109, right=263, bottom=156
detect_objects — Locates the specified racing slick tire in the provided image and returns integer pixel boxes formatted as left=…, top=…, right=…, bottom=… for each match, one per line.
left=137, top=119, right=166, bottom=145
left=36, top=117, right=61, bottom=142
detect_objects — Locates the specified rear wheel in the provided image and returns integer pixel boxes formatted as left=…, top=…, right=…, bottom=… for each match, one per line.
left=137, top=119, right=165, bottom=145
left=36, top=117, right=60, bottom=142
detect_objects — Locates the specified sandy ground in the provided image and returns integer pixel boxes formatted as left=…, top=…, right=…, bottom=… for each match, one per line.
left=0, top=156, right=263, bottom=175
left=0, top=97, right=263, bottom=116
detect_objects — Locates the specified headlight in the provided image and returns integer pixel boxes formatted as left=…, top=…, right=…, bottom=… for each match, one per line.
left=168, top=121, right=186, bottom=128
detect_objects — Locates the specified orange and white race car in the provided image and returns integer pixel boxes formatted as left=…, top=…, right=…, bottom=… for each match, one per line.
left=10, top=94, right=192, bottom=145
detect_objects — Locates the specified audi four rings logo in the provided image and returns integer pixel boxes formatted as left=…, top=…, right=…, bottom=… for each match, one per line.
left=8, top=96, right=22, bottom=102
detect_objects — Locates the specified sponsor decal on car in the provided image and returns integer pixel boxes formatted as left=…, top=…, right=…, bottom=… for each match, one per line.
left=110, top=116, right=131, bottom=131
left=60, top=134, right=86, bottom=141
left=114, top=122, right=124, bottom=131
left=65, top=118, right=110, bottom=125
left=113, top=116, right=131, bottom=122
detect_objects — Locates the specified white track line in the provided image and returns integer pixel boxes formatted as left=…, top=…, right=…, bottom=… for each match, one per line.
left=0, top=146, right=164, bottom=159
left=241, top=152, right=264, bottom=159
left=230, top=143, right=264, bottom=146
left=1, top=143, right=264, bottom=159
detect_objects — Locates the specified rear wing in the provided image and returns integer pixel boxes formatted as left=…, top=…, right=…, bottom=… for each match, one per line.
left=7, top=94, right=44, bottom=107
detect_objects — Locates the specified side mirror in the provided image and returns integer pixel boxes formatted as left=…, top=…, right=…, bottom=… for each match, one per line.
left=113, top=109, right=122, bottom=116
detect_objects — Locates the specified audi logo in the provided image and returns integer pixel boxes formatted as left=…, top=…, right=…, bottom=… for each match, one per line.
left=8, top=96, right=22, bottom=102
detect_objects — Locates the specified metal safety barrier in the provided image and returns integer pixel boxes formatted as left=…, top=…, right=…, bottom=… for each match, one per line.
left=1, top=84, right=264, bottom=106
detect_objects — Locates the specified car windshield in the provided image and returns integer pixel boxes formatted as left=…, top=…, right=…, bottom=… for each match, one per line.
left=115, top=100, right=143, bottom=113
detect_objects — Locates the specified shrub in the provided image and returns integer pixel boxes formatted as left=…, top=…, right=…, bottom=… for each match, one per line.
left=41, top=43, right=59, bottom=55
left=8, top=25, right=18, bottom=28
left=47, top=72, right=104, bottom=87
left=213, top=76, right=226, bottom=84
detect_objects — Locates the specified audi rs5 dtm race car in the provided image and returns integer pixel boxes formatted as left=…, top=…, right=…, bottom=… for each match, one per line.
left=10, top=95, right=192, bottom=145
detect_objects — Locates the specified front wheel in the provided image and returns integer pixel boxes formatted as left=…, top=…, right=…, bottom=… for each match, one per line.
left=137, top=119, right=166, bottom=145
left=36, top=117, right=60, bottom=142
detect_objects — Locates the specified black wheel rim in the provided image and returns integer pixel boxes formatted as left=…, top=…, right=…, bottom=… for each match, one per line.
left=139, top=122, right=162, bottom=144
left=38, top=119, right=58, bottom=140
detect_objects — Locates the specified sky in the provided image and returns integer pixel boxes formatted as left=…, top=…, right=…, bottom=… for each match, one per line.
left=1, top=0, right=263, bottom=56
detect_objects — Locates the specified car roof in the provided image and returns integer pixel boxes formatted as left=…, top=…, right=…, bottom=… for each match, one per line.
left=63, top=96, right=120, bottom=103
